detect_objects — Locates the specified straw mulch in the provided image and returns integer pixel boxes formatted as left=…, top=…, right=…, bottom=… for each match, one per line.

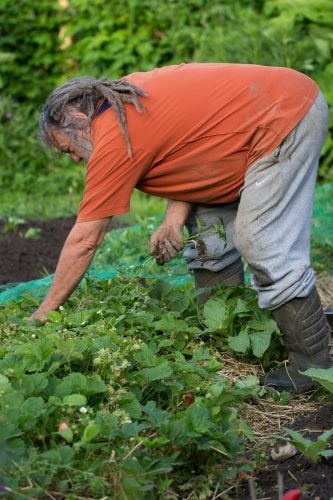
left=217, top=352, right=322, bottom=441
left=317, top=273, right=333, bottom=308
left=218, top=271, right=333, bottom=442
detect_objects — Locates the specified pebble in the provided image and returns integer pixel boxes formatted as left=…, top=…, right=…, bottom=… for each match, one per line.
left=271, top=441, right=298, bottom=462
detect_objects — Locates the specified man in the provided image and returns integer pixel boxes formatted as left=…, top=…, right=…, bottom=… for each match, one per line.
left=31, top=63, right=332, bottom=391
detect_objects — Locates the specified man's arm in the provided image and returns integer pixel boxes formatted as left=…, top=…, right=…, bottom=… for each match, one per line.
left=150, top=200, right=191, bottom=265
left=30, top=217, right=112, bottom=322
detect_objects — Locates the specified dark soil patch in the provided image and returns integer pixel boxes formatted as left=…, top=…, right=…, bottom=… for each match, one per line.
left=0, top=217, right=76, bottom=284
left=235, top=402, right=333, bottom=500
left=0, top=216, right=124, bottom=284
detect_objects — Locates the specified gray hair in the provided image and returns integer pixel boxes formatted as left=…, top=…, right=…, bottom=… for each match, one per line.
left=39, top=76, right=148, bottom=157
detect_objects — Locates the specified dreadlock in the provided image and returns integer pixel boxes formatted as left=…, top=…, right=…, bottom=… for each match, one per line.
left=39, top=76, right=148, bottom=157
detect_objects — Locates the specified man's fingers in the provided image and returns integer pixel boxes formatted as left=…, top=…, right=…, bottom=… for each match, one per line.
left=150, top=232, right=161, bottom=255
left=151, top=231, right=183, bottom=264
left=156, top=254, right=166, bottom=265
left=170, top=239, right=183, bottom=251
left=163, top=239, right=180, bottom=259
left=150, top=241, right=159, bottom=256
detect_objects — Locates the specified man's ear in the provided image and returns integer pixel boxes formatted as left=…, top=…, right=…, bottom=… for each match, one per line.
left=70, top=109, right=88, bottom=122
left=63, top=107, right=90, bottom=129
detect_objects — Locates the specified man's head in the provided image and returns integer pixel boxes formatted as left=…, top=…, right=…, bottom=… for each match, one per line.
left=49, top=111, right=93, bottom=164
left=39, top=76, right=147, bottom=159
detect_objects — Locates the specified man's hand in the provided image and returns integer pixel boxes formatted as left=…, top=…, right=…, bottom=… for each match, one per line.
left=29, top=307, right=49, bottom=324
left=150, top=223, right=184, bottom=265
left=150, top=200, right=191, bottom=265
left=28, top=217, right=111, bottom=322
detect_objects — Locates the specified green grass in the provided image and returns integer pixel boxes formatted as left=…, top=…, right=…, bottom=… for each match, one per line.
left=0, top=189, right=166, bottom=223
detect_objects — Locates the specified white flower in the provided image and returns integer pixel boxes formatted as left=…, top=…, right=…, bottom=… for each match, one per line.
left=79, top=406, right=88, bottom=414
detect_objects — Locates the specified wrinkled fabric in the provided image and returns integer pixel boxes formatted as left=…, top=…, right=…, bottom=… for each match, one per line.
left=184, top=91, right=329, bottom=310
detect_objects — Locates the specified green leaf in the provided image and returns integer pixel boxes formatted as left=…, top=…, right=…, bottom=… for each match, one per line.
left=46, top=311, right=63, bottom=323
left=187, top=404, right=213, bottom=434
left=142, top=401, right=169, bottom=427
left=165, top=293, right=190, bottom=314
left=82, top=422, right=100, bottom=444
left=55, top=373, right=87, bottom=397
left=133, top=344, right=157, bottom=367
left=119, top=393, right=142, bottom=419
left=162, top=416, right=192, bottom=445
left=141, top=362, right=173, bottom=382
left=141, top=436, right=170, bottom=449
left=228, top=330, right=250, bottom=353
left=249, top=330, right=272, bottom=357
left=15, top=338, right=54, bottom=371
left=65, top=310, right=94, bottom=327
left=320, top=449, right=333, bottom=458
left=154, top=315, right=197, bottom=333
left=231, top=298, right=251, bottom=315
left=41, top=446, right=74, bottom=466
left=63, top=394, right=87, bottom=406
left=12, top=373, right=48, bottom=397
left=0, top=374, right=11, bottom=392
left=234, top=375, right=259, bottom=394
left=85, top=375, right=107, bottom=395
left=203, top=298, right=228, bottom=330
left=208, top=380, right=228, bottom=399
left=238, top=419, right=255, bottom=442
left=56, top=338, right=86, bottom=362
left=16, top=397, right=45, bottom=431
left=301, top=367, right=333, bottom=393
left=318, top=427, right=333, bottom=443
left=58, top=427, right=74, bottom=443
left=305, top=440, right=327, bottom=462
left=285, top=428, right=311, bottom=452
left=247, top=318, right=278, bottom=332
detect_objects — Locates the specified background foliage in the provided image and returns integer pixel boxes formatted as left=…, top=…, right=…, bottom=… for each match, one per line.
left=0, top=0, right=332, bottom=219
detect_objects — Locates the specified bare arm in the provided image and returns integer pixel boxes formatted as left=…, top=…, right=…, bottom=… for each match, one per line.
left=150, top=199, right=191, bottom=265
left=29, top=217, right=112, bottom=322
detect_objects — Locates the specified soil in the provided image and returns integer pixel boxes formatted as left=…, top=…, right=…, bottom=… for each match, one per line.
left=234, top=403, right=333, bottom=500
left=0, top=217, right=77, bottom=284
left=1, top=217, right=333, bottom=499
left=0, top=216, right=124, bottom=285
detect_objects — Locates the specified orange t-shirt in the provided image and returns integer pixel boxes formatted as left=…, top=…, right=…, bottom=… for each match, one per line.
left=77, top=63, right=318, bottom=222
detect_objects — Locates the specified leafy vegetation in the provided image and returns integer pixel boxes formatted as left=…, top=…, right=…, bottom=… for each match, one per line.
left=302, top=367, right=333, bottom=394
left=276, top=427, right=333, bottom=464
left=0, top=276, right=271, bottom=498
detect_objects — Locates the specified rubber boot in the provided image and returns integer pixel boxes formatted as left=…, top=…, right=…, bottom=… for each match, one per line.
left=324, top=306, right=333, bottom=334
left=263, top=287, right=333, bottom=392
left=194, top=257, right=244, bottom=306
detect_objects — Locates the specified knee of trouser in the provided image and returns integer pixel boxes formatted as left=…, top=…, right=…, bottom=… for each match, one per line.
left=233, top=220, right=274, bottom=286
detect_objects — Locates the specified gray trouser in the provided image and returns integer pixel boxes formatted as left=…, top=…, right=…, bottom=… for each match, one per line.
left=184, top=90, right=329, bottom=310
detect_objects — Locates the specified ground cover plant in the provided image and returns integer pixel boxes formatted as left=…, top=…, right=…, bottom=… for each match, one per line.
left=0, top=275, right=268, bottom=498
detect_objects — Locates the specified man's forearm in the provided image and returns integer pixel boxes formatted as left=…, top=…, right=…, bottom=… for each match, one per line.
left=35, top=240, right=97, bottom=314
left=30, top=218, right=111, bottom=321
left=163, top=199, right=192, bottom=227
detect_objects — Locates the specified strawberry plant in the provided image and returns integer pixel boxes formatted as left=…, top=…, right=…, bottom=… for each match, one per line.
left=0, top=275, right=270, bottom=498
left=200, top=286, right=283, bottom=366
left=274, top=428, right=333, bottom=464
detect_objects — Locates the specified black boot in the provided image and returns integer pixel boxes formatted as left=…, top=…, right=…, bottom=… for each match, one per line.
left=194, top=257, right=244, bottom=306
left=263, top=287, right=332, bottom=392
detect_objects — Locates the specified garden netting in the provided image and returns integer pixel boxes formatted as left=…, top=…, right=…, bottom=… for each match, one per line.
left=0, top=183, right=332, bottom=304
